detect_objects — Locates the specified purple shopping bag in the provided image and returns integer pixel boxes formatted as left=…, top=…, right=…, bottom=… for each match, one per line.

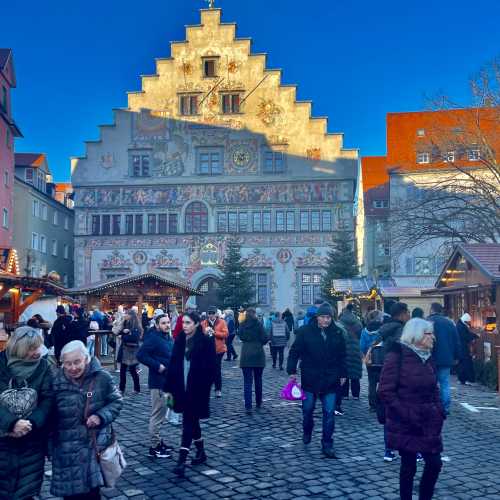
left=280, top=379, right=306, bottom=401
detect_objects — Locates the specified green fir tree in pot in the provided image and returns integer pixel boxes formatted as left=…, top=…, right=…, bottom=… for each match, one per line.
left=217, top=237, right=255, bottom=312
left=321, top=236, right=358, bottom=304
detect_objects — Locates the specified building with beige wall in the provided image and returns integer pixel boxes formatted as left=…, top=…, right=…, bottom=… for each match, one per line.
left=71, top=7, right=360, bottom=313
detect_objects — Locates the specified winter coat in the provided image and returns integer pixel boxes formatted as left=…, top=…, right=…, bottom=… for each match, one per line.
left=164, top=329, right=216, bottom=419
left=202, top=318, right=229, bottom=354
left=303, top=306, right=317, bottom=326
left=68, top=318, right=90, bottom=346
left=269, top=318, right=290, bottom=347
left=378, top=343, right=445, bottom=454
left=428, top=313, right=461, bottom=368
left=238, top=317, right=268, bottom=368
left=340, top=324, right=363, bottom=380
left=51, top=358, right=123, bottom=497
left=136, top=329, right=174, bottom=390
left=226, top=316, right=236, bottom=336
left=287, top=317, right=347, bottom=394
left=282, top=310, right=295, bottom=333
left=117, top=326, right=141, bottom=366
left=374, top=319, right=405, bottom=356
left=0, top=353, right=53, bottom=500
left=340, top=311, right=363, bottom=339
left=52, top=314, right=74, bottom=361
left=360, top=320, right=383, bottom=355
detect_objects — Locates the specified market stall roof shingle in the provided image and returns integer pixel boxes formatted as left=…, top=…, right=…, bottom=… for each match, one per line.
left=66, top=271, right=202, bottom=296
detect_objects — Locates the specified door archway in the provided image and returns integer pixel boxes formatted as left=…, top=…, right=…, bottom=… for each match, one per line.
left=196, top=276, right=220, bottom=313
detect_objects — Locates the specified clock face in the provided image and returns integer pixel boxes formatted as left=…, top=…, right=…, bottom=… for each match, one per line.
left=232, top=148, right=251, bottom=168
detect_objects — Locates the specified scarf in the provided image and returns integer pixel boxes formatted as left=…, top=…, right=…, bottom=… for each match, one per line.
left=402, top=342, right=432, bottom=363
left=7, top=350, right=42, bottom=383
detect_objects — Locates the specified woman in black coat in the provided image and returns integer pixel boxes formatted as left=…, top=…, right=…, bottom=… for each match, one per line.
left=165, top=311, right=216, bottom=477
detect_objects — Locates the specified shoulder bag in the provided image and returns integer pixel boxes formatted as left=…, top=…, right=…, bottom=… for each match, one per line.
left=0, top=379, right=38, bottom=437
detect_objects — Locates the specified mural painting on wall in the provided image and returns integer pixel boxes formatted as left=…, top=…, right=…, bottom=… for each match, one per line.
left=152, top=136, right=188, bottom=176
left=244, top=249, right=274, bottom=268
left=294, top=248, right=327, bottom=267
left=132, top=110, right=169, bottom=142
left=277, top=248, right=292, bottom=265
left=132, top=251, right=148, bottom=266
left=81, top=182, right=348, bottom=208
left=307, top=148, right=321, bottom=164
left=257, top=99, right=284, bottom=127
left=99, top=153, right=116, bottom=169
left=101, top=250, right=132, bottom=270
left=148, top=250, right=182, bottom=272
left=226, top=140, right=258, bottom=174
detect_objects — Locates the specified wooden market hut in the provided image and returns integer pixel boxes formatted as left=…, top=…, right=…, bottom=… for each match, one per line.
left=67, top=271, right=202, bottom=313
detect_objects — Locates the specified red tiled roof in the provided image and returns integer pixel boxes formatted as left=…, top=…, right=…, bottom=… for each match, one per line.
left=54, top=182, right=73, bottom=192
left=14, top=153, right=46, bottom=168
left=361, top=156, right=389, bottom=192
left=460, top=244, right=500, bottom=280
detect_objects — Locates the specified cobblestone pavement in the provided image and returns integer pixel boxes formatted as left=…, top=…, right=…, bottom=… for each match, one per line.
left=41, top=343, right=500, bottom=500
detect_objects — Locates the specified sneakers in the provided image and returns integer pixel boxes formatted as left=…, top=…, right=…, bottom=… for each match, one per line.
left=384, top=451, right=397, bottom=462
left=215, top=390, right=222, bottom=398
left=322, top=446, right=338, bottom=459
left=334, top=409, right=344, bottom=416
left=160, top=440, right=174, bottom=452
left=416, top=453, right=424, bottom=463
left=149, top=444, right=171, bottom=458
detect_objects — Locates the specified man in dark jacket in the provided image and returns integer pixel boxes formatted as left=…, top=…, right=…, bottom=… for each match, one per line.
left=456, top=313, right=477, bottom=385
left=427, top=303, right=461, bottom=415
left=376, top=302, right=411, bottom=356
left=287, top=302, right=347, bottom=458
left=137, top=314, right=174, bottom=458
left=52, top=305, right=74, bottom=362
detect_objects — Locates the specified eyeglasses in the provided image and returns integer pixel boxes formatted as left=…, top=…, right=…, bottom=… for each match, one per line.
left=423, top=331, right=434, bottom=336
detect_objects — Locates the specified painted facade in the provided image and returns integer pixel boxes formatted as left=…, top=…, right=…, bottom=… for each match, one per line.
left=0, top=49, right=22, bottom=248
left=13, top=154, right=75, bottom=286
left=71, top=8, right=360, bottom=313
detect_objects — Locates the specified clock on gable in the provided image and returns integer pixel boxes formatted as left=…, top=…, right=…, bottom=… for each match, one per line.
left=227, top=141, right=257, bottom=174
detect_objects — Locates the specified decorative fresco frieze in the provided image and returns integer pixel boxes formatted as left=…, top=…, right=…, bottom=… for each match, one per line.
left=294, top=247, right=328, bottom=267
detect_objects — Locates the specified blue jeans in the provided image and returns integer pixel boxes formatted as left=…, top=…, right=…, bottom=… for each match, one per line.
left=437, top=367, right=451, bottom=415
left=242, top=367, right=263, bottom=410
left=302, top=391, right=336, bottom=447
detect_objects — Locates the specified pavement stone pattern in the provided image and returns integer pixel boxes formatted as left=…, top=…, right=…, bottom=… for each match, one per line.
left=40, top=342, right=500, bottom=499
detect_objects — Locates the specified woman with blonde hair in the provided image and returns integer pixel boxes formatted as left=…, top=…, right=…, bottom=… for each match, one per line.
left=0, top=326, right=53, bottom=500
left=378, top=318, right=445, bottom=500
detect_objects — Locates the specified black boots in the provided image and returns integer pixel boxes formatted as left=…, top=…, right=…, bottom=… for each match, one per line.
left=191, top=439, right=207, bottom=465
left=173, top=448, right=189, bottom=477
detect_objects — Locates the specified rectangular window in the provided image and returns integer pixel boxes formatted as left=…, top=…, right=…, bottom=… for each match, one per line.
left=311, top=210, right=320, bottom=231
left=467, top=149, right=480, bottom=161
left=228, top=212, right=238, bottom=233
left=239, top=212, right=248, bottom=232
left=52, top=239, right=58, bottom=256
left=64, top=244, right=69, bottom=260
left=125, top=215, right=134, bottom=235
left=203, top=58, right=217, bottom=77
left=168, top=213, right=178, bottom=234
left=2, top=208, right=8, bottom=229
left=300, top=211, right=309, bottom=231
left=286, top=211, right=295, bottom=232
left=322, top=210, right=332, bottom=231
left=252, top=212, right=262, bottom=232
left=148, top=214, right=157, bottom=234
left=32, top=200, right=38, bottom=217
left=158, top=214, right=168, bottom=234
left=41, top=204, right=47, bottom=221
left=262, top=211, right=271, bottom=232
left=444, top=151, right=455, bottom=162
left=276, top=210, right=285, bottom=232
left=221, top=93, right=241, bottom=114
left=416, top=152, right=430, bottom=164
left=53, top=211, right=58, bottom=225
left=25, top=168, right=33, bottom=183
left=256, top=273, right=268, bottom=305
left=101, top=215, right=110, bottom=235
left=134, top=214, right=143, bottom=235
left=64, top=216, right=69, bottom=230
left=40, top=235, right=47, bottom=254
left=32, top=233, right=39, bottom=251
left=196, top=147, right=223, bottom=175
left=131, top=155, right=150, bottom=177
left=217, top=212, right=228, bottom=232
left=91, top=215, right=100, bottom=235
left=142, top=155, right=150, bottom=176
left=180, top=95, right=199, bottom=116
left=372, top=200, right=389, bottom=208
left=112, top=215, right=121, bottom=235
left=301, top=272, right=322, bottom=305
left=415, top=257, right=432, bottom=275
left=263, top=151, right=285, bottom=174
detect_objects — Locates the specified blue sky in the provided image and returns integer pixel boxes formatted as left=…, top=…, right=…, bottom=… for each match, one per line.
left=4, top=0, right=499, bottom=181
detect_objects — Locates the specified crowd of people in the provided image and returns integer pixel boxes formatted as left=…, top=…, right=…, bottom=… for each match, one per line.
left=0, top=296, right=476, bottom=499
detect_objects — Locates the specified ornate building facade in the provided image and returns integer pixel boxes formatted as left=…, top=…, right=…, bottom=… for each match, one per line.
left=72, top=8, right=360, bottom=313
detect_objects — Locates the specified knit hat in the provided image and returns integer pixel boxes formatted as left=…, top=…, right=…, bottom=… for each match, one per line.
left=461, top=313, right=472, bottom=323
left=56, top=305, right=66, bottom=314
left=317, top=302, right=334, bottom=317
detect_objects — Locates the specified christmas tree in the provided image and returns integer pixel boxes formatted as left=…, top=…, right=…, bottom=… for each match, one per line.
left=217, top=238, right=255, bottom=311
left=321, top=236, right=358, bottom=302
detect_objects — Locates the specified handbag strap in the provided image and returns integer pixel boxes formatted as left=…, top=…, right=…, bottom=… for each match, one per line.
left=84, top=377, right=101, bottom=462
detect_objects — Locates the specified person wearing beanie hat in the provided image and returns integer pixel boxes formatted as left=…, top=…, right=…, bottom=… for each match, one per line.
left=52, top=304, right=74, bottom=363
left=456, top=312, right=478, bottom=385
left=287, top=301, right=347, bottom=458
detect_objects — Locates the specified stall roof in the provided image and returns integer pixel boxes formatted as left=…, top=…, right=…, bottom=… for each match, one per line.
left=67, top=271, right=202, bottom=296
left=331, top=277, right=423, bottom=298
left=0, top=271, right=67, bottom=295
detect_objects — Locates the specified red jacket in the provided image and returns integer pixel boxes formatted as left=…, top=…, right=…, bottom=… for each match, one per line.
left=172, top=315, right=183, bottom=340
left=202, top=318, right=229, bottom=354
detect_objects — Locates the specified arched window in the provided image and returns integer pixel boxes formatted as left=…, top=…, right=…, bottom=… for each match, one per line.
left=185, top=202, right=208, bottom=233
